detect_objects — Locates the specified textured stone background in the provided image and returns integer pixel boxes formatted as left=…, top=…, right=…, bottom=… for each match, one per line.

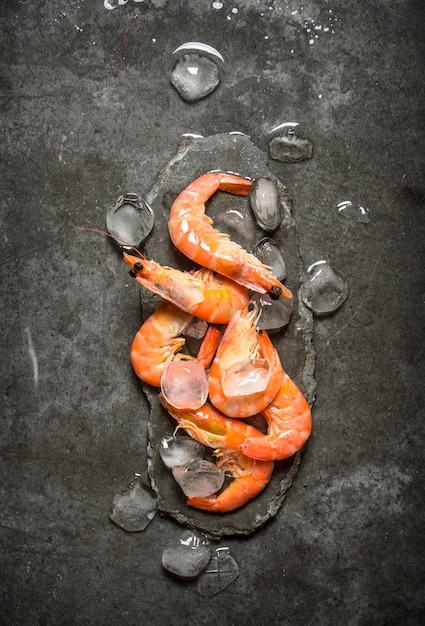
left=1, top=1, right=424, bottom=624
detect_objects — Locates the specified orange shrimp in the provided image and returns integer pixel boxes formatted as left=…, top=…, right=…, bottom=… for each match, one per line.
left=131, top=300, right=193, bottom=387
left=208, top=303, right=284, bottom=418
left=241, top=370, right=312, bottom=461
left=124, top=252, right=249, bottom=324
left=168, top=172, right=292, bottom=300
left=161, top=397, right=274, bottom=513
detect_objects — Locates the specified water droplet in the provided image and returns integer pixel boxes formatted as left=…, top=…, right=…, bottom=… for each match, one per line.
left=162, top=530, right=211, bottom=579
left=337, top=200, right=370, bottom=223
left=268, top=122, right=313, bottom=163
left=170, top=43, right=223, bottom=102
left=159, top=435, right=205, bottom=469
left=106, top=193, right=154, bottom=249
left=172, top=459, right=225, bottom=498
left=249, top=177, right=282, bottom=232
left=211, top=0, right=223, bottom=9
left=109, top=479, right=156, bottom=532
left=197, top=547, right=239, bottom=596
left=301, top=260, right=348, bottom=315
left=161, top=361, right=208, bottom=410
left=252, top=237, right=287, bottom=280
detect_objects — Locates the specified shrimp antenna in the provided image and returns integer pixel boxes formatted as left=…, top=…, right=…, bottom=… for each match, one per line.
left=72, top=226, right=145, bottom=258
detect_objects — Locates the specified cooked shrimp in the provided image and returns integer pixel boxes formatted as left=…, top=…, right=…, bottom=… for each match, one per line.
left=208, top=303, right=284, bottom=418
left=168, top=172, right=292, bottom=300
left=124, top=252, right=248, bottom=324
left=187, top=451, right=273, bottom=513
left=161, top=397, right=274, bottom=513
left=241, top=370, right=312, bottom=461
left=131, top=300, right=193, bottom=387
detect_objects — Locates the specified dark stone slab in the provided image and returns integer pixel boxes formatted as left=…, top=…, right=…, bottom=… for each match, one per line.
left=136, top=133, right=315, bottom=538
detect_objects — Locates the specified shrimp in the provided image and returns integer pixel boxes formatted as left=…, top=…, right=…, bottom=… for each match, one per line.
left=161, top=397, right=274, bottom=513
left=241, top=370, right=312, bottom=461
left=168, top=172, right=292, bottom=300
left=124, top=252, right=249, bottom=324
left=208, top=303, right=284, bottom=418
left=131, top=300, right=193, bottom=387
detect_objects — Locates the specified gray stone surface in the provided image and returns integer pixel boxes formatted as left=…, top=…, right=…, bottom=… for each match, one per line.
left=1, top=1, right=424, bottom=624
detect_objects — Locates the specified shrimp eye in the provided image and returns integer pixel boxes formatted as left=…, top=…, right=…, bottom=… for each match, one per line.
left=248, top=302, right=255, bottom=311
left=133, top=261, right=143, bottom=271
left=269, top=286, right=282, bottom=300
left=129, top=269, right=137, bottom=278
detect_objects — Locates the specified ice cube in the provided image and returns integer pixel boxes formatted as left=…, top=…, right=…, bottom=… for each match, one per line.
left=159, top=435, right=205, bottom=469
left=268, top=122, right=313, bottom=163
left=172, top=459, right=225, bottom=497
left=106, top=193, right=154, bottom=249
left=170, top=52, right=220, bottom=102
left=161, top=360, right=208, bottom=410
left=221, top=358, right=271, bottom=396
left=301, top=260, right=348, bottom=315
left=109, top=478, right=156, bottom=532
left=197, top=547, right=239, bottom=596
left=251, top=291, right=293, bottom=331
left=249, top=177, right=282, bottom=232
left=162, top=530, right=211, bottom=579
left=252, top=237, right=287, bottom=281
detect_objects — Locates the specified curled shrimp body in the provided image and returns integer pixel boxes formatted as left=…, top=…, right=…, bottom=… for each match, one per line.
left=161, top=397, right=274, bottom=513
left=124, top=252, right=248, bottom=324
left=241, top=371, right=312, bottom=461
left=208, top=304, right=284, bottom=418
left=168, top=172, right=292, bottom=300
left=131, top=300, right=193, bottom=387
left=131, top=301, right=221, bottom=387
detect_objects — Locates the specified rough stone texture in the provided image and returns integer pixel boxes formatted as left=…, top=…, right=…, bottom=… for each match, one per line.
left=1, top=1, right=424, bottom=624
left=140, top=133, right=315, bottom=537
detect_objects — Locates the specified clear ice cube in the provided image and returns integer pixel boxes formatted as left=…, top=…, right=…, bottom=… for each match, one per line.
left=221, top=358, right=271, bottom=396
left=109, top=478, right=156, bottom=532
left=106, top=193, right=154, bottom=249
left=251, top=291, right=293, bottom=330
left=159, top=435, right=205, bottom=469
left=252, top=237, right=287, bottom=281
left=268, top=122, right=313, bottom=163
left=172, top=459, right=225, bottom=498
left=170, top=47, right=221, bottom=102
left=197, top=547, right=239, bottom=596
left=162, top=530, right=211, bottom=579
left=301, top=260, right=348, bottom=315
left=160, top=360, right=208, bottom=410
left=249, top=177, right=282, bottom=232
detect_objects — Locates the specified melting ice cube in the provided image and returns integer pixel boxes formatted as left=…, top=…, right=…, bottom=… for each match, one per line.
left=221, top=358, right=271, bottom=397
left=162, top=530, right=211, bottom=579
left=161, top=360, right=208, bottom=410
left=170, top=42, right=223, bottom=102
left=249, top=177, right=282, bottom=232
left=268, top=122, right=313, bottom=163
left=337, top=200, right=370, bottom=223
left=252, top=237, right=287, bottom=281
left=159, top=435, right=205, bottom=469
left=172, top=459, right=225, bottom=498
left=301, top=260, right=348, bottom=315
left=251, top=291, right=293, bottom=331
left=108, top=478, right=156, bottom=532
left=213, top=206, right=257, bottom=251
left=106, top=193, right=154, bottom=249
left=197, top=547, right=239, bottom=596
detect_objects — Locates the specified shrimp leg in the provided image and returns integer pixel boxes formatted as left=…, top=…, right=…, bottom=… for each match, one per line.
left=168, top=172, right=292, bottom=300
